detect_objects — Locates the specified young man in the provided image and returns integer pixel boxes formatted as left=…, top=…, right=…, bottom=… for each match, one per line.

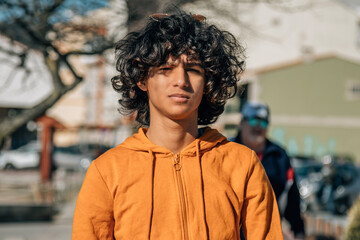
left=234, top=102, right=305, bottom=239
left=72, top=12, right=283, bottom=239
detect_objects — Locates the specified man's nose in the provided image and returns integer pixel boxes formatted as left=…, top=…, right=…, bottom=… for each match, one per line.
left=173, top=67, right=189, bottom=88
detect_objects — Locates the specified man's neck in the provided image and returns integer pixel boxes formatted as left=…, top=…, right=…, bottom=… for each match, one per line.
left=146, top=117, right=198, bottom=154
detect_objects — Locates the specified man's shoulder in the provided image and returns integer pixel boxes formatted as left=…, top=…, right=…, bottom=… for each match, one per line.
left=92, top=145, right=141, bottom=167
left=218, top=140, right=255, bottom=157
left=264, top=139, right=290, bottom=164
left=266, top=139, right=287, bottom=153
left=99, top=144, right=134, bottom=156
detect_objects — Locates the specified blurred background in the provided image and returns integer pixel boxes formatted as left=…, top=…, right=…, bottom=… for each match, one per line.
left=0, top=0, right=359, bottom=239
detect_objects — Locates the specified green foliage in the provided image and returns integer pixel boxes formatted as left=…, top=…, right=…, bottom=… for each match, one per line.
left=345, top=195, right=360, bottom=240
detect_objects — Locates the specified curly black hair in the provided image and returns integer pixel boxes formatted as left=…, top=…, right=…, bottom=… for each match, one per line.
left=111, top=11, right=246, bottom=125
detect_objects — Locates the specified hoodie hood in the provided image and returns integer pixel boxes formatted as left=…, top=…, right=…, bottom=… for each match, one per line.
left=120, top=127, right=227, bottom=155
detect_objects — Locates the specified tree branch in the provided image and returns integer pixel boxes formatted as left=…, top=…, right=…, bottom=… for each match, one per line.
left=0, top=56, right=64, bottom=141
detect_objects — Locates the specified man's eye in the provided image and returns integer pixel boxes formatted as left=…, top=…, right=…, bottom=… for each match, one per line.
left=187, top=68, right=202, bottom=74
left=159, top=67, right=172, bottom=71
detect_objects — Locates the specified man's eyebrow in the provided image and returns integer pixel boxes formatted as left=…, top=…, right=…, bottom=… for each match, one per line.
left=184, top=62, right=202, bottom=67
left=160, top=61, right=202, bottom=67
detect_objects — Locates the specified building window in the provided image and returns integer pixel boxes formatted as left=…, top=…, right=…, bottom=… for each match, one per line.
left=346, top=80, right=360, bottom=100
left=225, top=95, right=240, bottom=113
left=239, top=84, right=248, bottom=112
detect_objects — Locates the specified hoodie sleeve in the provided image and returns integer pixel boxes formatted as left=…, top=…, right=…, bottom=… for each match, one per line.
left=241, top=151, right=283, bottom=240
left=72, top=162, right=114, bottom=240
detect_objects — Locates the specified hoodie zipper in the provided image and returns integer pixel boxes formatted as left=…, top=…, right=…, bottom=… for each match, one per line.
left=174, top=154, right=189, bottom=240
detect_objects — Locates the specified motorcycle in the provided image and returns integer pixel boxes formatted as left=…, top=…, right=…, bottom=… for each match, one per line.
left=298, top=155, right=360, bottom=215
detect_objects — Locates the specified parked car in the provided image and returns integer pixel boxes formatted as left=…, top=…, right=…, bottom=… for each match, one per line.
left=0, top=141, right=110, bottom=171
left=0, top=141, right=41, bottom=170
left=53, top=145, right=93, bottom=171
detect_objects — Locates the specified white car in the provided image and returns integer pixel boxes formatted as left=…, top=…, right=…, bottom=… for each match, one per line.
left=0, top=141, right=92, bottom=171
left=0, top=141, right=41, bottom=170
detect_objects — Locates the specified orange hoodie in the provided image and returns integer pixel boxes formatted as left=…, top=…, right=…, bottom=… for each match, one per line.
left=72, top=127, right=283, bottom=239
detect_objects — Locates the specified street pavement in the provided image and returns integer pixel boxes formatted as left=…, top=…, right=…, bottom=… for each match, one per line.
left=0, top=194, right=349, bottom=240
left=0, top=195, right=77, bottom=240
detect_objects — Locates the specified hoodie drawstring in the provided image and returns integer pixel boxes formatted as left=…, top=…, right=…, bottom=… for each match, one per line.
left=196, top=139, right=210, bottom=239
left=148, top=149, right=155, bottom=240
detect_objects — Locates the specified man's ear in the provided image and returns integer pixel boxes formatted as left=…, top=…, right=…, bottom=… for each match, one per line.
left=137, top=80, right=148, bottom=91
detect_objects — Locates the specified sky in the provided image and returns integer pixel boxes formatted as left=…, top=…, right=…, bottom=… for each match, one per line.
left=0, top=0, right=108, bottom=23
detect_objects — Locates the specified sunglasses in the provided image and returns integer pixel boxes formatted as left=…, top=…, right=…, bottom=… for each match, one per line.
left=149, top=13, right=206, bottom=23
left=246, top=118, right=269, bottom=129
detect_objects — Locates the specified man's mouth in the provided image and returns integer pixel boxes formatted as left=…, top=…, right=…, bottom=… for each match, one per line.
left=251, top=129, right=263, bottom=135
left=169, top=94, right=189, bottom=102
left=249, top=135, right=265, bottom=144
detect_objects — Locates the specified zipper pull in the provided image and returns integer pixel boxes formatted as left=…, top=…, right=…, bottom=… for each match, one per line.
left=174, top=154, right=182, bottom=171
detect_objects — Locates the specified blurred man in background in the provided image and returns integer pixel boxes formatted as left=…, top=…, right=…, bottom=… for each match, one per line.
left=234, top=101, right=305, bottom=240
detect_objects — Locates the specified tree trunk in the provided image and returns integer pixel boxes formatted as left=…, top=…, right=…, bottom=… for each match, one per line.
left=0, top=56, right=81, bottom=145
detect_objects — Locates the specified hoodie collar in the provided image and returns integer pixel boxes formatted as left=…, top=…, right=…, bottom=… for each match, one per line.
left=119, top=127, right=227, bottom=156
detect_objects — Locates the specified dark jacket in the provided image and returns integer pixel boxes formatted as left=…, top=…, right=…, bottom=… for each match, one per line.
left=233, top=133, right=305, bottom=236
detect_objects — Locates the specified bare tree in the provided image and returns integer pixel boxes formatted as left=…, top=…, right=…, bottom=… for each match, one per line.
left=0, top=0, right=311, bottom=145
left=0, top=0, right=112, bottom=144
left=0, top=0, right=195, bottom=145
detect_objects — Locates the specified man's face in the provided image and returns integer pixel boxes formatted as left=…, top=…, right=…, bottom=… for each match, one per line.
left=137, top=54, right=205, bottom=123
left=241, top=117, right=268, bottom=148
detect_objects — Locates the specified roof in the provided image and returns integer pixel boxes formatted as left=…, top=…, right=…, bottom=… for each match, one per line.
left=252, top=54, right=360, bottom=75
